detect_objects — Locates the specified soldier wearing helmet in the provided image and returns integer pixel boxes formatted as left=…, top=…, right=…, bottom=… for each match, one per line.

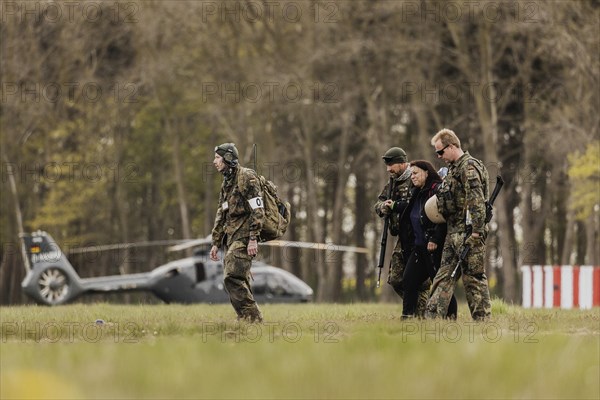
left=374, top=147, right=429, bottom=315
left=210, top=142, right=264, bottom=322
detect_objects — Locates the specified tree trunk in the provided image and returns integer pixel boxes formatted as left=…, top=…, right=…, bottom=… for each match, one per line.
left=327, top=116, right=351, bottom=301
left=586, top=212, right=599, bottom=265
left=284, top=185, right=302, bottom=278
left=204, top=130, right=218, bottom=235
left=298, top=118, right=327, bottom=301
left=0, top=151, right=27, bottom=304
left=169, top=119, right=192, bottom=241
left=354, top=166, right=369, bottom=301
left=412, top=95, right=432, bottom=160
left=561, top=208, right=575, bottom=265
left=112, top=116, right=132, bottom=276
left=576, top=221, right=587, bottom=265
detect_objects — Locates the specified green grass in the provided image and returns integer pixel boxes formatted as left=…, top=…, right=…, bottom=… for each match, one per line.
left=1, top=302, right=599, bottom=399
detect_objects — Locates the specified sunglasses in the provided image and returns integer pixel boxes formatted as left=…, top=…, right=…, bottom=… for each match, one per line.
left=436, top=144, right=450, bottom=156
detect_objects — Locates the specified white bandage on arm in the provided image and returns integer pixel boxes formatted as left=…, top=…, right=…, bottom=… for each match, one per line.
left=248, top=197, right=264, bottom=210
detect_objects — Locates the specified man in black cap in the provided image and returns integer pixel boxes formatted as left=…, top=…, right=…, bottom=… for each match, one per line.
left=210, top=143, right=264, bottom=322
left=374, top=147, right=429, bottom=316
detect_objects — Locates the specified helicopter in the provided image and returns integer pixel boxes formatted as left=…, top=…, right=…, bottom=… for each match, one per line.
left=20, top=231, right=317, bottom=305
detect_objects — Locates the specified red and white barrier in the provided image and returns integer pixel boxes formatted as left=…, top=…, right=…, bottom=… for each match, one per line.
left=521, top=265, right=600, bottom=309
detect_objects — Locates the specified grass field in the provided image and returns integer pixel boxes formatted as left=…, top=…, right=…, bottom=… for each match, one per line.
left=1, top=300, right=599, bottom=399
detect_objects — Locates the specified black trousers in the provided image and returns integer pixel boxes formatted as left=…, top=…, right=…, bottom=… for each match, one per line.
left=403, top=245, right=457, bottom=318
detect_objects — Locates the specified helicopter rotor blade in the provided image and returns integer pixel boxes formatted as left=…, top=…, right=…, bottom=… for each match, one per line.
left=68, top=236, right=368, bottom=255
left=68, top=240, right=189, bottom=254
left=167, top=236, right=213, bottom=252
left=260, top=240, right=368, bottom=254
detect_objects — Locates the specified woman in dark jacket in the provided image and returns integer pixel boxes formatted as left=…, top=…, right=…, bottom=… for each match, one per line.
left=402, top=160, right=457, bottom=319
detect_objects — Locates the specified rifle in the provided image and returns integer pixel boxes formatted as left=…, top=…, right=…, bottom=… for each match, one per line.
left=376, top=176, right=394, bottom=288
left=450, top=175, right=505, bottom=278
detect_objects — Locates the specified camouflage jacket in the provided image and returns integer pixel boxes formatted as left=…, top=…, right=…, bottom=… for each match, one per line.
left=374, top=167, right=413, bottom=240
left=212, top=166, right=265, bottom=247
left=436, top=152, right=489, bottom=235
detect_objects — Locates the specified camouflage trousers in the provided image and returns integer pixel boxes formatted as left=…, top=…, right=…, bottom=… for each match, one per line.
left=426, top=232, right=491, bottom=321
left=388, top=239, right=429, bottom=317
left=223, top=240, right=263, bottom=322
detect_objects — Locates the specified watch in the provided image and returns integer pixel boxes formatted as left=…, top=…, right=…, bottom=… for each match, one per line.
left=249, top=236, right=257, bottom=241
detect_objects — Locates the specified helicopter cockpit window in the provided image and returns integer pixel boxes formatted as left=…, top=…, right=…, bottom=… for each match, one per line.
left=251, top=273, right=267, bottom=295
left=194, top=262, right=206, bottom=283
left=266, top=273, right=293, bottom=296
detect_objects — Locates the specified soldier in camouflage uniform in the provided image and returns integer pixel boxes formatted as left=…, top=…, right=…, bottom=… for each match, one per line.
left=210, top=143, right=264, bottom=322
left=426, top=129, right=491, bottom=321
left=374, top=147, right=429, bottom=316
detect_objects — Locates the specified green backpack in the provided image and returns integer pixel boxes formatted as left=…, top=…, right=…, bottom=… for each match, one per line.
left=239, top=167, right=291, bottom=242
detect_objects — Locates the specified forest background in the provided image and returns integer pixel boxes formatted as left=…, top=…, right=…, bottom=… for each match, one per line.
left=1, top=0, right=598, bottom=304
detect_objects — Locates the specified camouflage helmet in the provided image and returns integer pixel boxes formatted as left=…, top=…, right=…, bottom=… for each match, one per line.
left=215, top=143, right=239, bottom=166
left=382, top=147, right=408, bottom=165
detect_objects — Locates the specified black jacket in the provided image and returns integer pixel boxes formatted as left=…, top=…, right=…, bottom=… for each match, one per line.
left=404, top=180, right=447, bottom=268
